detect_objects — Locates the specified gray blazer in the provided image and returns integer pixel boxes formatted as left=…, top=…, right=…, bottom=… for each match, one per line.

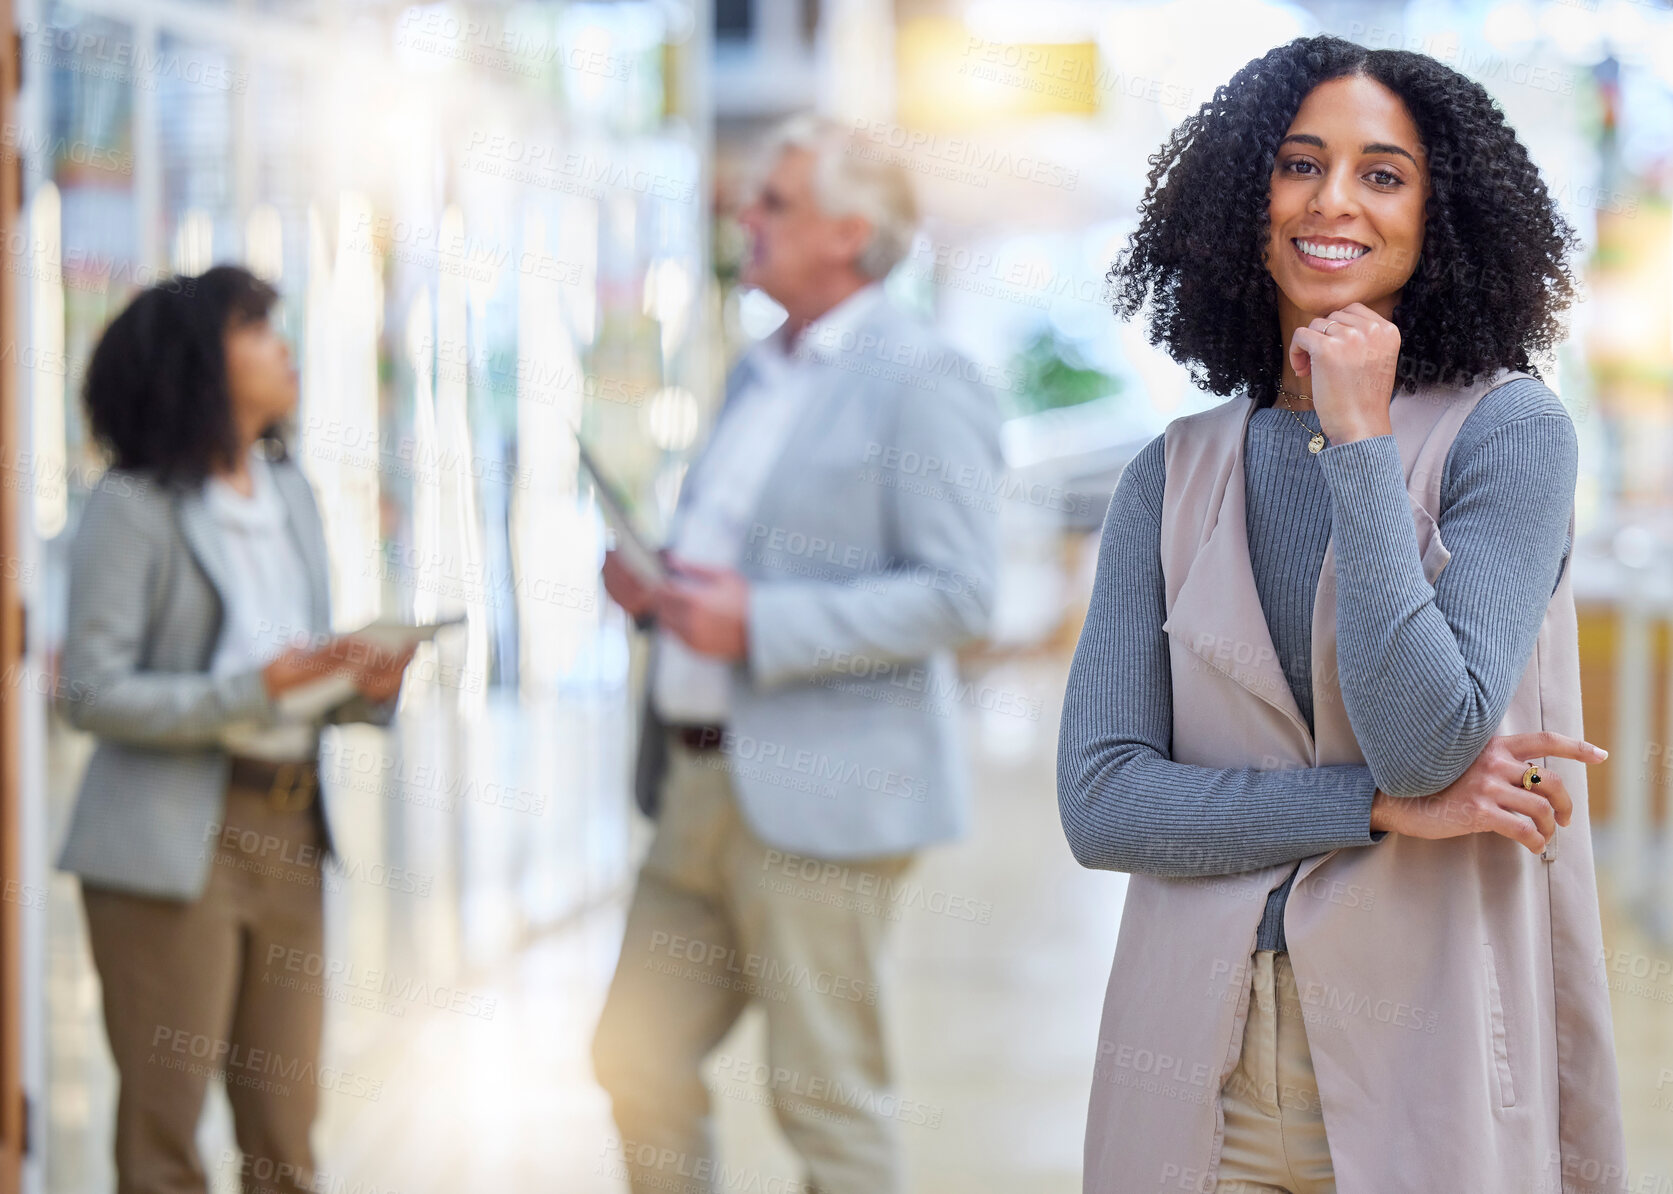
left=635, top=295, right=1003, bottom=859
left=55, top=455, right=391, bottom=900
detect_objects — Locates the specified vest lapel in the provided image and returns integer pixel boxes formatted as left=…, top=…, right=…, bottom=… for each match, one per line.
left=1307, top=543, right=1357, bottom=767
left=1162, top=398, right=1312, bottom=750
left=1310, top=378, right=1511, bottom=768
left=1162, top=379, right=1492, bottom=768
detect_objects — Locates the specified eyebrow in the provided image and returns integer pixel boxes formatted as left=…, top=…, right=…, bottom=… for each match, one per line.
left=1279, top=133, right=1419, bottom=166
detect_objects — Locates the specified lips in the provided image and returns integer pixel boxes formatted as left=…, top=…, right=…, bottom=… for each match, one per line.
left=1292, top=237, right=1371, bottom=272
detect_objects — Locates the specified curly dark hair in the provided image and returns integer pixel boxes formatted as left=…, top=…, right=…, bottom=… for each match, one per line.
left=84, top=264, right=284, bottom=486
left=1107, top=35, right=1580, bottom=401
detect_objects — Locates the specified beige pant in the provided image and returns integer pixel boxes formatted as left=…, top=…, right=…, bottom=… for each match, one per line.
left=82, top=782, right=326, bottom=1194
left=1216, top=950, right=1336, bottom=1194
left=592, top=737, right=915, bottom=1194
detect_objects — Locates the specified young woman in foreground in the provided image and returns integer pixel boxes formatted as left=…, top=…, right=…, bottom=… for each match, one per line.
left=1058, top=35, right=1626, bottom=1194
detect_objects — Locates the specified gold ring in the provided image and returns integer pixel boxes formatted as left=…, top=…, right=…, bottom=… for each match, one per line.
left=1521, top=763, right=1542, bottom=791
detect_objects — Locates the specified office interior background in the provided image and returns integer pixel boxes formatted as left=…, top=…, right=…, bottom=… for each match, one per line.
left=0, top=0, right=1671, bottom=1189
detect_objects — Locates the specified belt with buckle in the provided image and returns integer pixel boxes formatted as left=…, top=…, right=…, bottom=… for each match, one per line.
left=227, top=755, right=320, bottom=813
left=673, top=724, right=726, bottom=752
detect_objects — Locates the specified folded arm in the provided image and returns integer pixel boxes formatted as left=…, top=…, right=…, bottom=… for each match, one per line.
left=1057, top=437, right=1381, bottom=876
left=1320, top=381, right=1578, bottom=798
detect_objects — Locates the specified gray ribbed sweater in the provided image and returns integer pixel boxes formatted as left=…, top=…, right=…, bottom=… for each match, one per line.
left=1057, top=378, right=1578, bottom=951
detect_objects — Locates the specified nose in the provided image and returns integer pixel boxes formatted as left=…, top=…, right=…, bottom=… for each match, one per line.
left=1308, top=162, right=1360, bottom=221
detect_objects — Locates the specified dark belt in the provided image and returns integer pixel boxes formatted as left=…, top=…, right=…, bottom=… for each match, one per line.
left=227, top=755, right=320, bottom=812
left=672, top=724, right=726, bottom=752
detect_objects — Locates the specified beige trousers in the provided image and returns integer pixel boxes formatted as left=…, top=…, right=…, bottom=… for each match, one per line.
left=1216, top=950, right=1337, bottom=1194
left=592, top=737, right=915, bottom=1194
left=82, top=782, right=326, bottom=1194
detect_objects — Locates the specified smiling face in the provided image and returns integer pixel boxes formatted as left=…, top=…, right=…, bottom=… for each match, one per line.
left=1265, top=73, right=1431, bottom=324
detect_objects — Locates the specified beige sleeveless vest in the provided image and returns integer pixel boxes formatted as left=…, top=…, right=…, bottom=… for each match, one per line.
left=1082, top=369, right=1626, bottom=1194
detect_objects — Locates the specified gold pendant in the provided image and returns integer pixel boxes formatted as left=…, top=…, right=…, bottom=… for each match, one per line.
left=1308, top=434, right=1325, bottom=454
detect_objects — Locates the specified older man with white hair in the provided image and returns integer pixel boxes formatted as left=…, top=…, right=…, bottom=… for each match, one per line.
left=590, top=114, right=1003, bottom=1193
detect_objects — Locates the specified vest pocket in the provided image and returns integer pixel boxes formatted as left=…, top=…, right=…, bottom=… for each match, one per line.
left=1483, top=943, right=1517, bottom=1108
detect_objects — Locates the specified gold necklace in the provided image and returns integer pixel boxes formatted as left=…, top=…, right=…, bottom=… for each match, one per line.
left=1274, top=388, right=1326, bottom=454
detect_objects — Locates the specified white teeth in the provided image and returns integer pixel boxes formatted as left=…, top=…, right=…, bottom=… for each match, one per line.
left=1296, top=239, right=1369, bottom=261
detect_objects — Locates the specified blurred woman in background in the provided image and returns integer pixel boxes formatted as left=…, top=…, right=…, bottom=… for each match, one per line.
left=55, top=265, right=414, bottom=1194
left=1058, top=35, right=1624, bottom=1193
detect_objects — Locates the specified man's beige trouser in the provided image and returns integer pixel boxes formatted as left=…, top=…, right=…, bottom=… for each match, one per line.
left=592, top=737, right=914, bottom=1194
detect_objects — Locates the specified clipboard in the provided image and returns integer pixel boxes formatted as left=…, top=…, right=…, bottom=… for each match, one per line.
left=273, top=614, right=466, bottom=721
left=573, top=431, right=668, bottom=582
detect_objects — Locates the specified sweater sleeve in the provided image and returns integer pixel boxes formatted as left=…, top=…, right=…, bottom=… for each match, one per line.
left=1316, top=378, right=1578, bottom=799
left=1057, top=435, right=1381, bottom=875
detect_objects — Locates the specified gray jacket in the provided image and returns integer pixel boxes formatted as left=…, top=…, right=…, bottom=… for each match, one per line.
left=635, top=296, right=1003, bottom=859
left=55, top=455, right=391, bottom=899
